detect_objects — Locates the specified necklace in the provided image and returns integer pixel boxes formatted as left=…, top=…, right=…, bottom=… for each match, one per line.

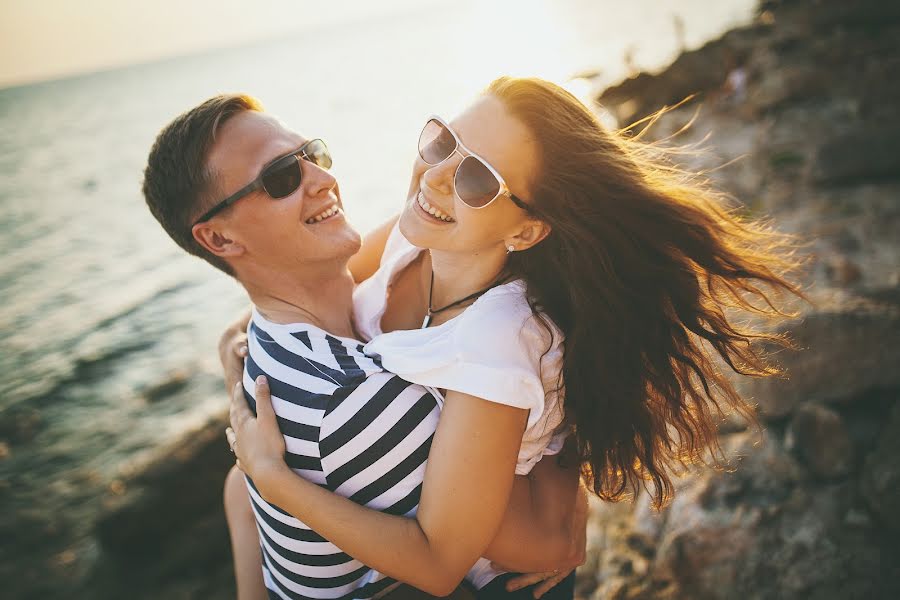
left=422, top=269, right=505, bottom=328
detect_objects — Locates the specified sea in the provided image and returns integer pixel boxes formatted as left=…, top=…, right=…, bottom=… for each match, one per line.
left=0, top=0, right=756, bottom=592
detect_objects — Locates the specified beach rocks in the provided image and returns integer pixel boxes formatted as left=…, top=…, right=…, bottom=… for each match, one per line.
left=582, top=423, right=900, bottom=600
left=812, top=125, right=900, bottom=186
left=860, top=401, right=900, bottom=532
left=89, top=410, right=235, bottom=596
left=579, top=0, right=900, bottom=598
left=786, top=403, right=854, bottom=478
left=734, top=296, right=900, bottom=419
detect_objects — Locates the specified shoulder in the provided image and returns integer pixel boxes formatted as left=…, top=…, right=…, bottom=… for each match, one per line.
left=453, top=281, right=562, bottom=362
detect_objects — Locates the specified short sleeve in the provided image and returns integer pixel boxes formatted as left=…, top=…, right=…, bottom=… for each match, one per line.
left=448, top=288, right=559, bottom=421
left=366, top=282, right=562, bottom=432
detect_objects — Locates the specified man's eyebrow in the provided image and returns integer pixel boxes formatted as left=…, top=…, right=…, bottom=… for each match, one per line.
left=261, top=140, right=309, bottom=170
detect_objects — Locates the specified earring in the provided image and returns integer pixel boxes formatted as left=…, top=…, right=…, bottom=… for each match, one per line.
left=506, top=245, right=515, bottom=254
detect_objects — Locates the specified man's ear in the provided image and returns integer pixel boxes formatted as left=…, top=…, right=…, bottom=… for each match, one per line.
left=192, top=222, right=245, bottom=258
left=506, top=218, right=551, bottom=252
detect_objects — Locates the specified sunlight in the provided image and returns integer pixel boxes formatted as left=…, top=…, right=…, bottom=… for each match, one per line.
left=450, top=0, right=577, bottom=100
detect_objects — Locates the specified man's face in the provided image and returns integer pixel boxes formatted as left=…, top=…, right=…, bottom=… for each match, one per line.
left=199, top=111, right=361, bottom=276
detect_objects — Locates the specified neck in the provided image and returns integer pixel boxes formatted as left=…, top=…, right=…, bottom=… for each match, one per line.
left=238, top=261, right=356, bottom=338
left=428, top=247, right=508, bottom=310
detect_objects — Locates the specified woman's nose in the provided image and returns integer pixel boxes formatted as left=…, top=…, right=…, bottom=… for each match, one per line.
left=421, top=155, right=457, bottom=196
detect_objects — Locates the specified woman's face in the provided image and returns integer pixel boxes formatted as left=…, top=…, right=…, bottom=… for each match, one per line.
left=398, top=94, right=544, bottom=255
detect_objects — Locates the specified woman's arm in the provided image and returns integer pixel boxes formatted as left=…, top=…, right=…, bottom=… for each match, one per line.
left=221, top=325, right=584, bottom=588
left=347, top=214, right=399, bottom=283
left=230, top=376, right=528, bottom=597
left=218, top=308, right=251, bottom=390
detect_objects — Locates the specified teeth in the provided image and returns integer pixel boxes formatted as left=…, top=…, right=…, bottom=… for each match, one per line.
left=417, top=192, right=454, bottom=222
left=306, top=204, right=340, bottom=224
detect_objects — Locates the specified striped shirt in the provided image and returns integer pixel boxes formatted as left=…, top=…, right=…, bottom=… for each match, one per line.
left=242, top=308, right=442, bottom=600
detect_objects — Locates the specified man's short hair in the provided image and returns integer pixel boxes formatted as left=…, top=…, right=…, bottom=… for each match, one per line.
left=142, top=94, right=263, bottom=275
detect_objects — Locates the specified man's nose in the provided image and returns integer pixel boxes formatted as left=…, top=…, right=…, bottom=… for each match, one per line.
left=304, top=162, right=337, bottom=197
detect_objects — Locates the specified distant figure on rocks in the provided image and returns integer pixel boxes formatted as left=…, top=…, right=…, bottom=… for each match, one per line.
left=719, top=49, right=750, bottom=112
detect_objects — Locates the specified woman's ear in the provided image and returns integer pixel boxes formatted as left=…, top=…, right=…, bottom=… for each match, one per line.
left=506, top=219, right=551, bottom=252
left=192, top=222, right=245, bottom=258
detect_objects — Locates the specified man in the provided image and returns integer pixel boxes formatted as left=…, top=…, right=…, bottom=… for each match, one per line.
left=142, top=95, right=582, bottom=600
left=143, top=94, right=447, bottom=599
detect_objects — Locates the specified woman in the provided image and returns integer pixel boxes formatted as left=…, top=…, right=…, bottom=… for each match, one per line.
left=225, top=76, right=804, bottom=599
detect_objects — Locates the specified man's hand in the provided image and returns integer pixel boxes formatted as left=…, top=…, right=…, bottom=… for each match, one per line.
left=490, top=480, right=588, bottom=598
left=219, top=308, right=251, bottom=391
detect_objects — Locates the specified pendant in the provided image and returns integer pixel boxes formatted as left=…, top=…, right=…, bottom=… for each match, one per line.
left=421, top=313, right=432, bottom=329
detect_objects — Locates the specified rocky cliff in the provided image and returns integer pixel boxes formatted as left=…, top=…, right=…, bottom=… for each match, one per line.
left=579, top=1, right=900, bottom=598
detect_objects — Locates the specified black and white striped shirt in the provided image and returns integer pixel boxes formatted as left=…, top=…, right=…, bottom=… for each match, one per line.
left=242, top=309, right=441, bottom=600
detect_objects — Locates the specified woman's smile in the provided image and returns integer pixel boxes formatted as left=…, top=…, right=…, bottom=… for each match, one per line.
left=414, top=190, right=455, bottom=223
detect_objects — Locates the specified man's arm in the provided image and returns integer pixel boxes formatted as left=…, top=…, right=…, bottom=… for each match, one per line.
left=347, top=214, right=399, bottom=283
left=483, top=449, right=587, bottom=574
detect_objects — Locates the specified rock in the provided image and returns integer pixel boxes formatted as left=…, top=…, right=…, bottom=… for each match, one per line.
left=90, top=411, right=235, bottom=596
left=807, top=0, right=900, bottom=28
left=0, top=406, right=43, bottom=444
left=749, top=63, right=830, bottom=111
left=785, top=402, right=854, bottom=478
left=823, top=254, right=863, bottom=286
left=831, top=227, right=860, bottom=253
left=95, top=411, right=232, bottom=555
left=812, top=125, right=900, bottom=186
left=597, top=26, right=760, bottom=124
left=578, top=1, right=900, bottom=598
left=735, top=294, right=900, bottom=418
left=140, top=369, right=191, bottom=403
left=861, top=401, right=900, bottom=532
left=648, top=431, right=898, bottom=599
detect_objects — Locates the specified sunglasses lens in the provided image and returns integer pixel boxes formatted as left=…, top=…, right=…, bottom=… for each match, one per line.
left=261, top=156, right=302, bottom=198
left=303, top=139, right=332, bottom=170
left=419, top=119, right=456, bottom=164
left=456, top=156, right=502, bottom=208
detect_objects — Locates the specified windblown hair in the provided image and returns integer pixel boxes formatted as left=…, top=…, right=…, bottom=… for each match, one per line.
left=490, top=77, right=806, bottom=509
left=142, top=93, right=263, bottom=275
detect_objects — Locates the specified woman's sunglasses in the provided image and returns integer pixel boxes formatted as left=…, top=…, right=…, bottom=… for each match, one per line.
left=192, top=138, right=332, bottom=227
left=418, top=116, right=529, bottom=211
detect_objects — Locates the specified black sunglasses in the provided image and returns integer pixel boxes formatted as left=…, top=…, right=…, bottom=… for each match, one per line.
left=192, top=138, right=332, bottom=227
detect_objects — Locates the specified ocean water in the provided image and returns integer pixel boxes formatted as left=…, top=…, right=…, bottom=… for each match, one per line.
left=0, top=0, right=756, bottom=590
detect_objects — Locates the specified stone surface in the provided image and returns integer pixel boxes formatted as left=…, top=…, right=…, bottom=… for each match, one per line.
left=861, top=401, right=900, bottom=533
left=579, top=1, right=900, bottom=598
left=580, top=430, right=900, bottom=600
left=786, top=402, right=854, bottom=478
left=733, top=297, right=900, bottom=419
left=812, top=125, right=900, bottom=186
left=87, top=411, right=236, bottom=598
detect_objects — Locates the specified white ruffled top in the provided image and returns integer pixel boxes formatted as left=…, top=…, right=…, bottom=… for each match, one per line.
left=353, top=222, right=568, bottom=476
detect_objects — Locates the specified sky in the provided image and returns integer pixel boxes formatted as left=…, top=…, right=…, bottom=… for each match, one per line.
left=0, top=0, right=442, bottom=88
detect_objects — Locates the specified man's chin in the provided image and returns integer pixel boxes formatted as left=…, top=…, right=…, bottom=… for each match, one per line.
left=329, top=227, right=363, bottom=261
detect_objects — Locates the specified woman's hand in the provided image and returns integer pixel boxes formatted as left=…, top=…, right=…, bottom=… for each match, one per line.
left=219, top=309, right=251, bottom=391
left=226, top=376, right=288, bottom=501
